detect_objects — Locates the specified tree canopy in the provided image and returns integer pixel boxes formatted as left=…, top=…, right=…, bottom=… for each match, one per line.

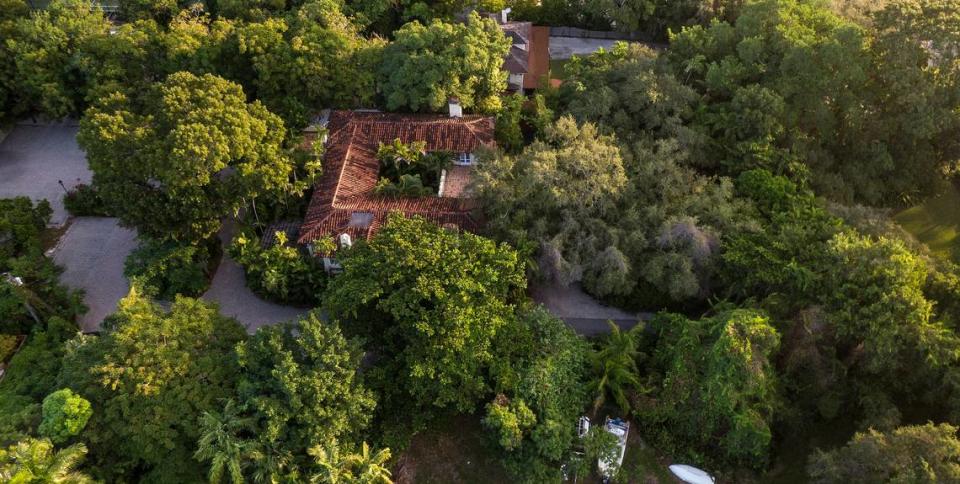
left=378, top=12, right=510, bottom=113
left=640, top=309, right=780, bottom=469
left=57, top=290, right=246, bottom=482
left=325, top=214, right=526, bottom=417
left=808, top=423, right=960, bottom=483
left=78, top=71, right=295, bottom=242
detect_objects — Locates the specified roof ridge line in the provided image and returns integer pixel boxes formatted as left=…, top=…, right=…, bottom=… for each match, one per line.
left=330, top=123, right=360, bottom=211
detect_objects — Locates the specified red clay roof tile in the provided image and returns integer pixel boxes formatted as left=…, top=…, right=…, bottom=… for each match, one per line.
left=297, top=111, right=494, bottom=245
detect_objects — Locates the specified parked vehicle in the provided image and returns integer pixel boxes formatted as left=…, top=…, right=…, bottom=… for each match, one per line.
left=598, top=417, right=629, bottom=480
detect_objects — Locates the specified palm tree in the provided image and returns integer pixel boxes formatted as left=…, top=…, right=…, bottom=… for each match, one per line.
left=345, top=442, right=392, bottom=484
left=590, top=321, right=643, bottom=414
left=0, top=438, right=92, bottom=483
left=309, top=441, right=393, bottom=484
left=309, top=443, right=350, bottom=484
left=195, top=399, right=256, bottom=484
left=248, top=441, right=293, bottom=484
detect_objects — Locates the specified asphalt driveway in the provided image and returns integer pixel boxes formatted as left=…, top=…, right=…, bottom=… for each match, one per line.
left=549, top=37, right=621, bottom=59
left=531, top=282, right=651, bottom=336
left=52, top=217, right=137, bottom=333
left=0, top=122, right=91, bottom=226
left=202, top=221, right=310, bottom=332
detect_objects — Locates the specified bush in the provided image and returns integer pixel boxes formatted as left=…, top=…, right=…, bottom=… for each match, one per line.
left=0, top=334, right=18, bottom=363
left=0, top=197, right=50, bottom=263
left=63, top=184, right=110, bottom=217
left=0, top=198, right=84, bottom=334
left=124, top=237, right=216, bottom=300
left=38, top=388, right=92, bottom=443
left=229, top=231, right=324, bottom=306
left=0, top=317, right=75, bottom=443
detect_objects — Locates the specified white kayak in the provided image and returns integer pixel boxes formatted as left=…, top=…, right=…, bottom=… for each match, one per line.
left=669, top=464, right=715, bottom=484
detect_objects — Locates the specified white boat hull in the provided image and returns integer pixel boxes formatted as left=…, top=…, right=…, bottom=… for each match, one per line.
left=669, top=464, right=715, bottom=484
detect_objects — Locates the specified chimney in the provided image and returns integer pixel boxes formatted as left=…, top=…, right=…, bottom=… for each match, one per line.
left=500, top=7, right=511, bottom=24
left=448, top=98, right=463, bottom=118
left=339, top=233, right=352, bottom=249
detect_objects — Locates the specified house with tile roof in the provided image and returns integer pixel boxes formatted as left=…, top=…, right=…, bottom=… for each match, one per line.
left=296, top=106, right=495, bottom=270
left=493, top=12, right=553, bottom=92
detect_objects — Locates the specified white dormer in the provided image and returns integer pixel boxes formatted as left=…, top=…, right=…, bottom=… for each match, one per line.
left=339, top=233, right=352, bottom=249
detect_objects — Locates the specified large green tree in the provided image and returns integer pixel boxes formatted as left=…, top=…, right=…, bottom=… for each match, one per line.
left=477, top=115, right=744, bottom=305
left=378, top=11, right=510, bottom=113
left=325, top=214, right=526, bottom=418
left=484, top=307, right=590, bottom=481
left=808, top=423, right=960, bottom=483
left=78, top=71, right=296, bottom=243
left=234, top=313, right=376, bottom=476
left=0, top=0, right=29, bottom=121
left=57, top=290, right=246, bottom=482
left=639, top=308, right=780, bottom=469
left=234, top=1, right=384, bottom=127
left=5, top=0, right=110, bottom=119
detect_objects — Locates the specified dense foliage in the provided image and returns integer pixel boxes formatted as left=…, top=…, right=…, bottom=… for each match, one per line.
left=2, top=0, right=960, bottom=481
left=229, top=230, right=325, bottom=305
left=808, top=423, right=960, bottom=483
left=667, top=0, right=959, bottom=205
left=124, top=236, right=215, bottom=299
left=230, top=313, right=377, bottom=479
left=326, top=214, right=526, bottom=419
left=0, top=198, right=83, bottom=335
left=486, top=307, right=591, bottom=481
left=58, top=291, right=247, bottom=481
left=378, top=12, right=510, bottom=113
left=640, top=309, right=780, bottom=469
left=78, top=71, right=297, bottom=243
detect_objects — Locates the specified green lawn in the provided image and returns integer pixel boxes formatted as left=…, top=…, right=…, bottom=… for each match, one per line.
left=894, top=183, right=960, bottom=261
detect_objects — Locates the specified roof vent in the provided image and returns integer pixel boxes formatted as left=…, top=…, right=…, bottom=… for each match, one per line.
left=448, top=98, right=463, bottom=118
left=500, top=7, right=511, bottom=24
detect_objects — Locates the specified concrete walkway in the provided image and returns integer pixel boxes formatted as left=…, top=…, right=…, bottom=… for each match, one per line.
left=52, top=217, right=137, bottom=332
left=531, top=283, right=652, bottom=336
left=202, top=222, right=309, bottom=333
left=0, top=122, right=90, bottom=227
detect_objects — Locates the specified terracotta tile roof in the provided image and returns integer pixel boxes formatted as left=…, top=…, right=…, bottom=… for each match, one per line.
left=297, top=111, right=494, bottom=246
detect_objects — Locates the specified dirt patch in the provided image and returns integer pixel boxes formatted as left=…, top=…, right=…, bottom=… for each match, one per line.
left=395, top=414, right=511, bottom=484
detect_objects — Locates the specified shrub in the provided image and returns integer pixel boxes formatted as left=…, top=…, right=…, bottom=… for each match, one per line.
left=0, top=318, right=75, bottom=443
left=229, top=231, right=325, bottom=305
left=0, top=197, right=51, bottom=263
left=124, top=237, right=215, bottom=299
left=63, top=184, right=110, bottom=217
left=38, top=388, right=92, bottom=443
left=0, top=334, right=19, bottom=363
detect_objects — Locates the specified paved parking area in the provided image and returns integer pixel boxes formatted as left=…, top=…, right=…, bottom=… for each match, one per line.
left=52, top=217, right=137, bottom=333
left=549, top=37, right=621, bottom=59
left=0, top=122, right=91, bottom=226
left=531, top=282, right=650, bottom=336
